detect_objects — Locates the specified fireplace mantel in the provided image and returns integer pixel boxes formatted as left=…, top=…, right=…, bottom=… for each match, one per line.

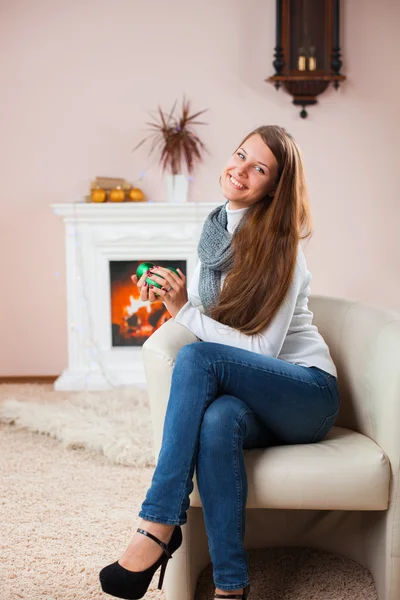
left=52, top=201, right=221, bottom=390
left=52, top=201, right=220, bottom=223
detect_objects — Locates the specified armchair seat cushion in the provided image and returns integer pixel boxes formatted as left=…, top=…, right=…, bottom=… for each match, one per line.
left=190, top=426, right=390, bottom=511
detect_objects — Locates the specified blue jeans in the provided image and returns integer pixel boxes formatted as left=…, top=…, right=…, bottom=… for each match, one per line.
left=139, top=341, right=340, bottom=590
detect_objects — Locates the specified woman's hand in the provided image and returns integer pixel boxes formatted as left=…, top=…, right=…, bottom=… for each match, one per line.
left=131, top=266, right=188, bottom=318
left=147, top=266, right=188, bottom=318
left=130, top=268, right=161, bottom=303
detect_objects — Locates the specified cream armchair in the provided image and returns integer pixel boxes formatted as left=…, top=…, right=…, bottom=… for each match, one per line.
left=141, top=295, right=400, bottom=600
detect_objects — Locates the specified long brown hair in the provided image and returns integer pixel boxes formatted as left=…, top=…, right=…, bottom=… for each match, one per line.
left=210, top=125, right=313, bottom=335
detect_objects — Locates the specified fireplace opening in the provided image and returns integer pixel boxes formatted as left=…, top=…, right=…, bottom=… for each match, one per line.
left=110, top=260, right=187, bottom=346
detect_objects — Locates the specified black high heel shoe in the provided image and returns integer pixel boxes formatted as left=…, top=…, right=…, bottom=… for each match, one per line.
left=99, top=525, right=182, bottom=600
left=215, top=584, right=251, bottom=599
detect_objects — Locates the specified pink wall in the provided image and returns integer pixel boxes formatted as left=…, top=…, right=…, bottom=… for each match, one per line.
left=0, top=0, right=399, bottom=376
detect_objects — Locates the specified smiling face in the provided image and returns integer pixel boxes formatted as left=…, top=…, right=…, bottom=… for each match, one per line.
left=220, top=133, right=279, bottom=210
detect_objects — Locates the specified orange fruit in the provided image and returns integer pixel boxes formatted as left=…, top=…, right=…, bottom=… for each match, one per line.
left=109, top=187, right=125, bottom=202
left=128, top=187, right=145, bottom=202
left=91, top=188, right=106, bottom=203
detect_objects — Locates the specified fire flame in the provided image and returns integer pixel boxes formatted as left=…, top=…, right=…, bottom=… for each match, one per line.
left=111, top=278, right=171, bottom=344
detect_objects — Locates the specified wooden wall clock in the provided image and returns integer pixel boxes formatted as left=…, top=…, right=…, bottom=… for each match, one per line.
left=267, top=0, right=346, bottom=118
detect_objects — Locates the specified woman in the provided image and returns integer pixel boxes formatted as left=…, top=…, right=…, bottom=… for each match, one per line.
left=99, top=125, right=340, bottom=600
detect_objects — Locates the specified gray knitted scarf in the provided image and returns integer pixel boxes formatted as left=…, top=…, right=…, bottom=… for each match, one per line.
left=197, top=201, right=244, bottom=314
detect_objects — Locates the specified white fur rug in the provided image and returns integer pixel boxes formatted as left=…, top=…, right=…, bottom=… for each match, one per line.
left=0, top=383, right=155, bottom=467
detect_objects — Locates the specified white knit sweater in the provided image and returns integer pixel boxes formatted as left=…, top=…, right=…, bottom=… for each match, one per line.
left=174, top=203, right=337, bottom=377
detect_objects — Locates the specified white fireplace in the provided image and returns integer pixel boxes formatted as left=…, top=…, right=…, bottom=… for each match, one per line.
left=51, top=201, right=220, bottom=390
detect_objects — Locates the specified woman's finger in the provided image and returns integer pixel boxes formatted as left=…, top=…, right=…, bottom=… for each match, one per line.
left=147, top=273, right=166, bottom=286
left=151, top=267, right=183, bottom=287
left=151, top=267, right=184, bottom=288
left=131, top=273, right=145, bottom=286
left=150, top=285, right=167, bottom=299
left=138, top=271, right=149, bottom=286
left=176, top=268, right=185, bottom=282
left=140, top=281, right=149, bottom=301
left=148, top=286, right=159, bottom=302
left=134, top=269, right=152, bottom=294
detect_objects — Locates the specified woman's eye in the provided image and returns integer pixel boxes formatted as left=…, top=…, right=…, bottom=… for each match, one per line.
left=236, top=152, right=264, bottom=174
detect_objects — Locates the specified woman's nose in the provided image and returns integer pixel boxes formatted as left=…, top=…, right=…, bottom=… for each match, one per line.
left=237, top=166, right=248, bottom=177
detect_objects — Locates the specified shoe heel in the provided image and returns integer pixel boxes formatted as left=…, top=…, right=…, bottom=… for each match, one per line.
left=158, top=557, right=169, bottom=590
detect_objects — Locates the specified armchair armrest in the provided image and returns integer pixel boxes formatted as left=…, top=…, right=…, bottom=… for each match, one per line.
left=142, top=318, right=199, bottom=460
left=310, top=296, right=400, bottom=571
left=309, top=296, right=400, bottom=463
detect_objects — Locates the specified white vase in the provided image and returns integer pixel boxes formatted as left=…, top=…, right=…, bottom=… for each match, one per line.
left=165, top=174, right=189, bottom=203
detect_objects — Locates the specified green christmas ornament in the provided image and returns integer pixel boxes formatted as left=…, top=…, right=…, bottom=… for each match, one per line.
left=135, top=261, right=159, bottom=288
left=136, top=262, right=154, bottom=279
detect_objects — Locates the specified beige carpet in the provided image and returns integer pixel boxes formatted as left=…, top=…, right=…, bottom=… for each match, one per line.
left=0, top=384, right=378, bottom=600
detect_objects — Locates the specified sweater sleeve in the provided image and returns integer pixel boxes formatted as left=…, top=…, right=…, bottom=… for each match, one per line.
left=186, top=259, right=203, bottom=308
left=175, top=251, right=305, bottom=356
